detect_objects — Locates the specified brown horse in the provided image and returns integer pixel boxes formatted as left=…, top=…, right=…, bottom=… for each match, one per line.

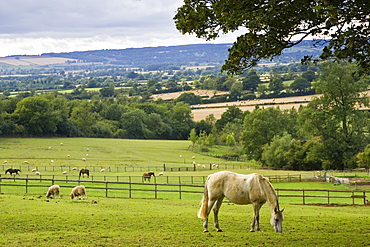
left=142, top=172, right=155, bottom=182
left=79, top=169, right=90, bottom=177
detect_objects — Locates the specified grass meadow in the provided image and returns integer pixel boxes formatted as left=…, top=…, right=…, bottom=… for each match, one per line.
left=1, top=138, right=370, bottom=246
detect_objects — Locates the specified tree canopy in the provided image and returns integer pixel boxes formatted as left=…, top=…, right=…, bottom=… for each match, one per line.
left=174, top=0, right=370, bottom=75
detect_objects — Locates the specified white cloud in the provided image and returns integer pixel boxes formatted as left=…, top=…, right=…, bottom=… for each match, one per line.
left=0, top=0, right=240, bottom=57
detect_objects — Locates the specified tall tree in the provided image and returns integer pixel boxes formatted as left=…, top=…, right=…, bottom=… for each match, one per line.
left=174, top=0, right=370, bottom=75
left=242, top=107, right=298, bottom=160
left=13, top=96, right=61, bottom=136
left=299, top=62, right=370, bottom=169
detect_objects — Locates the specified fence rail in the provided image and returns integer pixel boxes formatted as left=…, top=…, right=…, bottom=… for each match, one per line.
left=0, top=176, right=368, bottom=205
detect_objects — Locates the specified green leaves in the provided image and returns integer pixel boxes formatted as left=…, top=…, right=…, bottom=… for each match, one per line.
left=174, top=0, right=370, bottom=75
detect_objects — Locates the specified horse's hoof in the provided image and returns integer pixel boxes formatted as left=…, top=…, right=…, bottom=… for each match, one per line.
left=250, top=230, right=255, bottom=232
left=203, top=229, right=209, bottom=233
left=217, top=229, right=223, bottom=232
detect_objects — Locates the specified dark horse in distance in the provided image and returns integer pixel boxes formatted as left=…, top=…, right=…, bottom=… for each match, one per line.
left=5, top=168, right=21, bottom=175
left=79, top=169, right=90, bottom=177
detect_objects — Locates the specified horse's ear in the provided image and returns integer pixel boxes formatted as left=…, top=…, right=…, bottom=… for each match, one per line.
left=281, top=208, right=285, bottom=213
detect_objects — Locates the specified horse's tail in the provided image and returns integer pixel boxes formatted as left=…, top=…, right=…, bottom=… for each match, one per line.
left=197, top=181, right=209, bottom=219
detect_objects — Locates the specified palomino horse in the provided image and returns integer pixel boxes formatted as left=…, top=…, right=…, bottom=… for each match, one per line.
left=198, top=171, right=284, bottom=233
left=5, top=168, right=21, bottom=175
left=142, top=172, right=155, bottom=182
left=79, top=169, right=90, bottom=177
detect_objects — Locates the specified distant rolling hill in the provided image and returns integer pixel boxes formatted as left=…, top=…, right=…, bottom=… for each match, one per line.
left=2, top=41, right=323, bottom=67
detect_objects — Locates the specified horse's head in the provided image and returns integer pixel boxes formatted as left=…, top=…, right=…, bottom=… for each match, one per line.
left=270, top=207, right=284, bottom=233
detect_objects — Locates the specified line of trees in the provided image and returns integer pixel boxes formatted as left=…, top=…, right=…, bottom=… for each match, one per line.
left=0, top=62, right=369, bottom=171
left=191, top=62, right=370, bottom=171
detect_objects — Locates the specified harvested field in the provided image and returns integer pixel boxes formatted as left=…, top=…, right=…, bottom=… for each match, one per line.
left=151, top=90, right=229, bottom=100
left=191, top=94, right=319, bottom=121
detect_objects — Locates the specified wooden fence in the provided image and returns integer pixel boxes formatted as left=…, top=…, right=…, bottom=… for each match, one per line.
left=276, top=188, right=368, bottom=205
left=0, top=176, right=368, bottom=204
left=0, top=174, right=301, bottom=185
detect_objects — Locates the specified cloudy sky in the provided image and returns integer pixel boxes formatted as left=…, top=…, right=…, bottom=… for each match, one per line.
left=0, top=0, right=242, bottom=57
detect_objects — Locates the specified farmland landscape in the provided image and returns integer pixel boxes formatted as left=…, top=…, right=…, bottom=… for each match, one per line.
left=1, top=138, right=370, bottom=246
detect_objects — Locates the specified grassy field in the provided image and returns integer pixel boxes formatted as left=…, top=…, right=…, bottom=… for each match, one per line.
left=1, top=138, right=370, bottom=246
left=0, top=138, right=247, bottom=169
left=1, top=194, right=370, bottom=247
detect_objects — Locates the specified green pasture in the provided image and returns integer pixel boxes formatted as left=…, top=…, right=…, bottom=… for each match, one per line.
left=0, top=138, right=248, bottom=169
left=1, top=194, right=370, bottom=247
left=1, top=138, right=370, bottom=246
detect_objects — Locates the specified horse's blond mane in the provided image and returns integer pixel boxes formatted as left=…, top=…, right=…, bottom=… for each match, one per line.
left=259, top=176, right=279, bottom=211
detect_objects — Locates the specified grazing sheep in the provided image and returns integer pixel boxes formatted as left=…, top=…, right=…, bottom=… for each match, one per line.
left=35, top=171, right=41, bottom=175
left=60, top=143, right=64, bottom=146
left=67, top=155, right=71, bottom=157
left=46, top=185, right=60, bottom=199
left=202, top=165, right=206, bottom=168
left=70, top=185, right=87, bottom=199
left=365, top=200, right=370, bottom=205
left=100, top=169, right=105, bottom=172
left=86, top=148, right=89, bottom=151
left=23, top=161, right=29, bottom=164
left=82, top=158, right=86, bottom=161
left=50, top=160, right=54, bottom=163
left=62, top=171, right=67, bottom=175
left=31, top=169, right=37, bottom=172
left=158, top=172, right=164, bottom=176
left=72, top=167, right=77, bottom=171
left=4, top=161, right=7, bottom=163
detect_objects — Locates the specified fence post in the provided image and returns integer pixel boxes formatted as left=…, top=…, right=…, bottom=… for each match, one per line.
left=302, top=189, right=305, bottom=204
left=328, top=190, right=330, bottom=205
left=179, top=177, right=182, bottom=199
left=154, top=182, right=157, bottom=199
left=0, top=175, right=2, bottom=194
left=26, top=178, right=28, bottom=194
left=105, top=182, right=108, bottom=197
left=364, top=191, right=366, bottom=204
left=129, top=176, right=132, bottom=198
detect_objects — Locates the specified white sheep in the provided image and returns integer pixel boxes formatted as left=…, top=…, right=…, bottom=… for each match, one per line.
left=46, top=185, right=60, bottom=199
left=67, top=155, right=71, bottom=157
left=4, top=161, right=7, bottom=163
left=72, top=167, right=77, bottom=171
left=62, top=171, right=67, bottom=175
left=70, top=185, right=87, bottom=200
left=82, top=158, right=86, bottom=161
left=31, top=169, right=37, bottom=172
left=35, top=171, right=41, bottom=175
left=202, top=165, right=206, bottom=168
left=23, top=161, right=29, bottom=164
left=60, top=143, right=64, bottom=146
left=100, top=169, right=105, bottom=172
left=158, top=172, right=164, bottom=176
